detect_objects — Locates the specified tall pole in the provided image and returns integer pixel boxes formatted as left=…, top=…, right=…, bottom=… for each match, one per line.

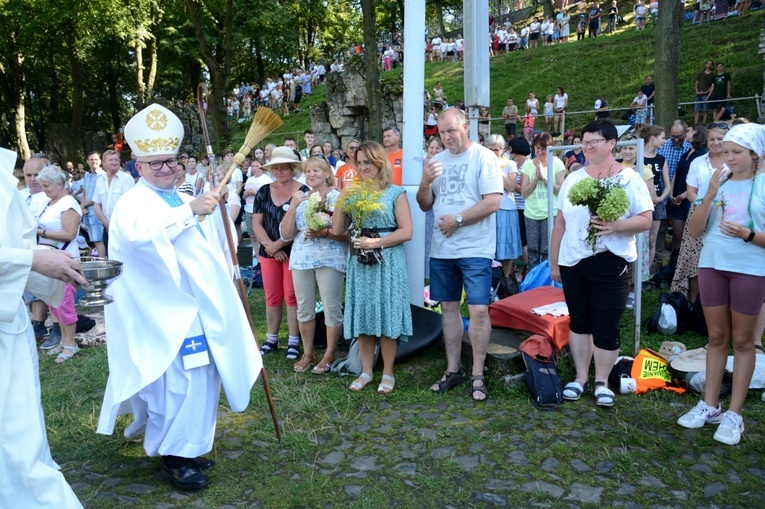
left=402, top=0, right=426, bottom=305
left=464, top=1, right=490, bottom=141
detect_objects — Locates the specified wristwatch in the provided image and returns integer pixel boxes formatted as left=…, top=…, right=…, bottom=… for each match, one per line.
left=41, top=228, right=47, bottom=238
left=745, top=229, right=756, bottom=243
left=455, top=213, right=463, bottom=228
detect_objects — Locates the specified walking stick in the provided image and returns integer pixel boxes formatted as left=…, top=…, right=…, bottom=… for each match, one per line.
left=196, top=83, right=283, bottom=444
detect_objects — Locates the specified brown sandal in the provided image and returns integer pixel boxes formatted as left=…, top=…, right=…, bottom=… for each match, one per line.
left=293, top=353, right=316, bottom=372
left=311, top=357, right=335, bottom=374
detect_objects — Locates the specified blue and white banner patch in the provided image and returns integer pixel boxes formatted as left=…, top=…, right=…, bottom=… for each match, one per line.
left=182, top=334, right=210, bottom=370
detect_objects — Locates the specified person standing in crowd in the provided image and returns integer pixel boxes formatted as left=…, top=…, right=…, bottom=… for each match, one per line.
left=185, top=155, right=205, bottom=196
left=640, top=75, right=656, bottom=125
left=423, top=136, right=445, bottom=281
left=552, top=87, right=568, bottom=136
left=383, top=126, right=404, bottom=185
left=334, top=141, right=413, bottom=394
left=80, top=151, right=106, bottom=258
left=94, top=149, right=135, bottom=256
left=558, top=9, right=571, bottom=42
left=418, top=108, right=502, bottom=401
left=243, top=159, right=272, bottom=251
left=1, top=147, right=86, bottom=509
left=670, top=124, right=708, bottom=251
left=710, top=62, right=732, bottom=122
left=253, top=148, right=309, bottom=360
left=564, top=134, right=586, bottom=171
left=588, top=2, right=602, bottom=38
left=335, top=139, right=360, bottom=190
left=36, top=165, right=83, bottom=364
left=695, top=61, right=715, bottom=124
left=671, top=123, right=728, bottom=304
left=659, top=119, right=692, bottom=185
left=281, top=156, right=348, bottom=374
left=502, top=97, right=519, bottom=139
left=97, top=104, right=263, bottom=491
left=20, top=154, right=53, bottom=343
left=486, top=134, right=522, bottom=285
left=520, top=132, right=566, bottom=268
left=550, top=119, right=652, bottom=406
left=678, top=123, right=765, bottom=445
left=640, top=126, right=670, bottom=271
left=300, top=130, right=315, bottom=161
left=509, top=137, right=531, bottom=265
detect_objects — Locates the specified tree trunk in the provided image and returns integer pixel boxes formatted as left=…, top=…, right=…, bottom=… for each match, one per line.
left=146, top=34, right=159, bottom=101
left=185, top=0, right=227, bottom=145
left=361, top=0, right=381, bottom=142
left=14, top=99, right=30, bottom=160
left=541, top=0, right=554, bottom=18
left=135, top=42, right=145, bottom=109
left=653, top=2, right=683, bottom=129
left=434, top=0, right=446, bottom=37
left=66, top=29, right=84, bottom=160
left=5, top=31, right=31, bottom=159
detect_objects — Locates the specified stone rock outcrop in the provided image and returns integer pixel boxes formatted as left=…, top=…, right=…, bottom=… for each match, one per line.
left=310, top=56, right=404, bottom=148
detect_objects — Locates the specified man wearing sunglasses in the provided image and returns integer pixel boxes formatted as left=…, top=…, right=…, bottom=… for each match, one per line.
left=97, top=104, right=263, bottom=491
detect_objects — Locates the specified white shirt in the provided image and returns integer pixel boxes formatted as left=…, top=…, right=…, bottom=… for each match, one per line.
left=556, top=168, right=653, bottom=266
left=93, top=171, right=135, bottom=221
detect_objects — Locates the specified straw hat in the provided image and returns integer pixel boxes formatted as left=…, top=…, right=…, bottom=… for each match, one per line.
left=124, top=104, right=183, bottom=157
left=262, top=147, right=302, bottom=169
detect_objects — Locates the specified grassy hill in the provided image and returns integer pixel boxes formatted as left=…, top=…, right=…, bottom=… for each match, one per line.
left=244, top=9, right=763, bottom=148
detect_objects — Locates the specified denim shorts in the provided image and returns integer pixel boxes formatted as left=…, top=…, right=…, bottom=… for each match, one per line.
left=695, top=94, right=710, bottom=112
left=429, top=257, right=492, bottom=305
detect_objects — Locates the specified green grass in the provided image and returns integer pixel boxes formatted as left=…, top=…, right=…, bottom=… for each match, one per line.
left=39, top=285, right=765, bottom=508
left=237, top=9, right=763, bottom=151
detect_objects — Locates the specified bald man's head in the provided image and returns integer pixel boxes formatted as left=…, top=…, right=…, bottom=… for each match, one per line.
left=23, top=155, right=49, bottom=194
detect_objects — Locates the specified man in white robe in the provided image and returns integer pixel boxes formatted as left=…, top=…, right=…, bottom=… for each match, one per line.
left=96, top=104, right=263, bottom=491
left=0, top=147, right=86, bottom=509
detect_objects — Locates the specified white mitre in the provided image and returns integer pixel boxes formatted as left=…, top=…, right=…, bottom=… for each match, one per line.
left=124, top=103, right=184, bottom=157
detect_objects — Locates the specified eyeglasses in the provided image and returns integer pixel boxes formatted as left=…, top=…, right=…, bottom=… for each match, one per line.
left=347, top=146, right=359, bottom=151
left=357, top=159, right=376, bottom=168
left=142, top=158, right=179, bottom=171
left=581, top=138, right=609, bottom=149
left=669, top=134, right=685, bottom=140
left=709, top=122, right=730, bottom=130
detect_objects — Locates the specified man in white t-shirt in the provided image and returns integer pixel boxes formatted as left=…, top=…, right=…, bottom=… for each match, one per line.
left=431, top=34, right=442, bottom=61
left=417, top=108, right=503, bottom=401
left=94, top=150, right=135, bottom=256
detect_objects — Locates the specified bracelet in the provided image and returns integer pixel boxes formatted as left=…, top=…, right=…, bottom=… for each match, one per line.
left=745, top=229, right=756, bottom=243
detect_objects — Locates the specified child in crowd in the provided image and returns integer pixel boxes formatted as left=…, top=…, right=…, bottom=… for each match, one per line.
left=522, top=112, right=536, bottom=144
left=576, top=15, right=587, bottom=40
left=544, top=95, right=555, bottom=133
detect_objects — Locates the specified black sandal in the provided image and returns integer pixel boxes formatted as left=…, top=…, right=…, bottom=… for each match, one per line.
left=470, top=375, right=488, bottom=401
left=430, top=367, right=467, bottom=393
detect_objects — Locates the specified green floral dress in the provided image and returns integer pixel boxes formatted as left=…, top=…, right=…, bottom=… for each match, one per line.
left=343, top=185, right=412, bottom=341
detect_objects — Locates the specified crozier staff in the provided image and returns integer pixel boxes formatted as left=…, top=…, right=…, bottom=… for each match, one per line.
left=97, top=104, right=263, bottom=491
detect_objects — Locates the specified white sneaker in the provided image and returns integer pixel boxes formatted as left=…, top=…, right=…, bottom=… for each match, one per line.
left=677, top=400, right=723, bottom=429
left=713, top=410, right=744, bottom=445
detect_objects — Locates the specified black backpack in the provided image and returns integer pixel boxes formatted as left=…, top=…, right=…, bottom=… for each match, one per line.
left=645, top=291, right=690, bottom=334
left=522, top=352, right=563, bottom=407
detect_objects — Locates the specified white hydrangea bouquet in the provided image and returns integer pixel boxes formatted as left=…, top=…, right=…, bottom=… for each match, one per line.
left=303, top=192, right=332, bottom=232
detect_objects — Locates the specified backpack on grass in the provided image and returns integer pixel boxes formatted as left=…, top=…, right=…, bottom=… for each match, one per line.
left=520, top=335, right=563, bottom=407
left=330, top=338, right=379, bottom=376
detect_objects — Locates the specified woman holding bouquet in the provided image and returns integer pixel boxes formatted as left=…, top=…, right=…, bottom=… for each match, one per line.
left=550, top=119, right=653, bottom=407
left=332, top=141, right=413, bottom=394
left=280, top=156, right=348, bottom=373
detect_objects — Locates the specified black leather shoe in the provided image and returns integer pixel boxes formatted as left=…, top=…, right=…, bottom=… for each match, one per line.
left=194, top=456, right=215, bottom=471
left=159, top=458, right=209, bottom=490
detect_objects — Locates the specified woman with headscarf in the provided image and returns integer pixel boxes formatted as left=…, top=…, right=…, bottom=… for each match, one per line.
left=677, top=123, right=765, bottom=445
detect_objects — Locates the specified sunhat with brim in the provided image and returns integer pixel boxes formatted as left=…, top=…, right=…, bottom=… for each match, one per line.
left=668, top=347, right=707, bottom=373
left=262, top=146, right=303, bottom=170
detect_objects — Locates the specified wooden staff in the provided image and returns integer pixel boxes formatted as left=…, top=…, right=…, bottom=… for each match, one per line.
left=196, top=83, right=283, bottom=444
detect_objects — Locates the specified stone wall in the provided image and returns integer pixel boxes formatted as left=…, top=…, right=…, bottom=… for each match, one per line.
left=310, top=56, right=404, bottom=148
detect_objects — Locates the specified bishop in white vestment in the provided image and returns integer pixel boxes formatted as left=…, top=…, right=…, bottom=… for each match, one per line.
left=96, top=104, right=263, bottom=491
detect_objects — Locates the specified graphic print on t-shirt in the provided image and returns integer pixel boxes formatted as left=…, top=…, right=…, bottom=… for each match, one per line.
left=437, top=163, right=468, bottom=206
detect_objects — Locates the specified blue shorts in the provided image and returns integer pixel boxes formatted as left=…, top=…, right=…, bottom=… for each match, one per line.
left=429, top=257, right=492, bottom=305
left=694, top=95, right=710, bottom=112
left=83, top=213, right=104, bottom=242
